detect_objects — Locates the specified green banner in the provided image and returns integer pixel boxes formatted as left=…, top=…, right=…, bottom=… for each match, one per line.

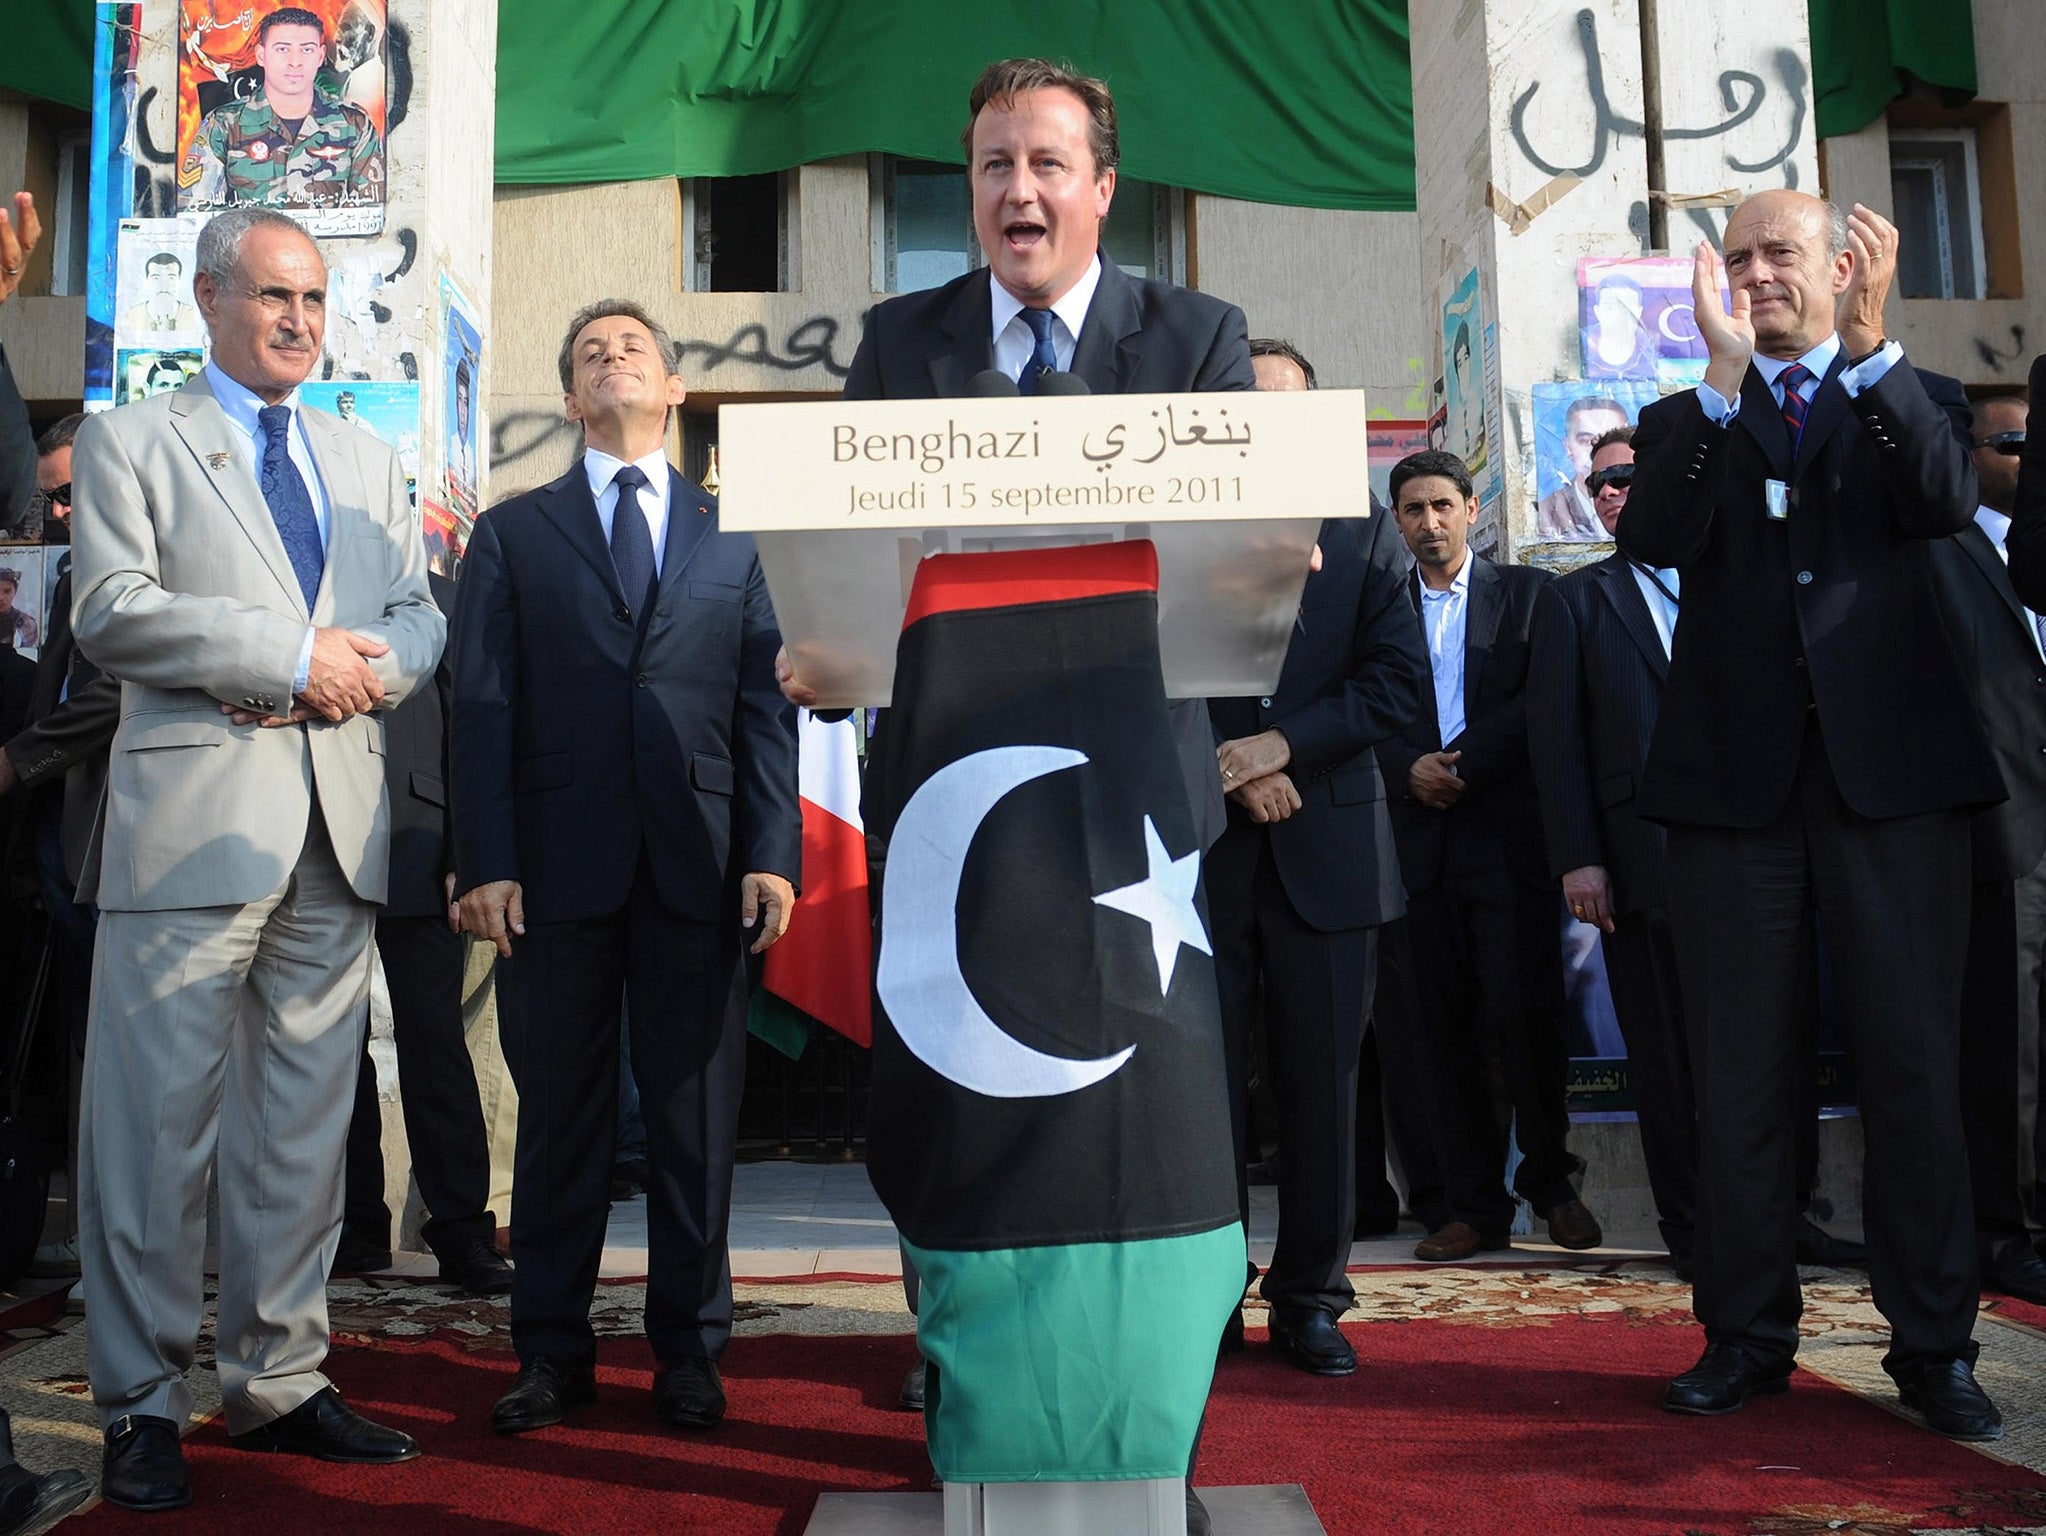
left=1811, top=0, right=1977, bottom=140
left=494, top=0, right=1417, bottom=211
left=3, top=0, right=94, bottom=111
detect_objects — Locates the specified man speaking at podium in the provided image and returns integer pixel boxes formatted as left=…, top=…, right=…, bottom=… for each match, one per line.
left=814, top=55, right=1257, bottom=1536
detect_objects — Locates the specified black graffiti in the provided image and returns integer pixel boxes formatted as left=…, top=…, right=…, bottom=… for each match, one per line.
left=383, top=20, right=414, bottom=135
left=492, top=410, right=578, bottom=470
left=680, top=317, right=850, bottom=378
left=385, top=228, right=418, bottom=282
left=1974, top=324, right=2029, bottom=372
left=129, top=84, right=179, bottom=216
left=1511, top=10, right=1807, bottom=182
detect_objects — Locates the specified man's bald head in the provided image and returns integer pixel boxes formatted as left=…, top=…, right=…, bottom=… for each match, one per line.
left=1721, top=190, right=1855, bottom=360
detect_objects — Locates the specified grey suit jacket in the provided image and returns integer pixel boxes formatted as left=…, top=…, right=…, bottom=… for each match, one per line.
left=69, top=372, right=444, bottom=912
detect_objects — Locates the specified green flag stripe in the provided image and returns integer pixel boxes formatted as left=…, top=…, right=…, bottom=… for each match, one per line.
left=903, top=1222, right=1244, bottom=1484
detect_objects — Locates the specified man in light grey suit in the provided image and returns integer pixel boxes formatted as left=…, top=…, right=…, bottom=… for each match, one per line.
left=69, top=207, right=444, bottom=1511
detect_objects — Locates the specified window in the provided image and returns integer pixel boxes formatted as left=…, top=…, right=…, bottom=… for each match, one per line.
left=679, top=172, right=796, bottom=292
left=871, top=155, right=1186, bottom=293
left=1890, top=127, right=1987, bottom=300
left=49, top=131, right=91, bottom=297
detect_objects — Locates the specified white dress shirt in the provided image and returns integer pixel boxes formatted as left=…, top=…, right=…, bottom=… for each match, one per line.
left=990, top=254, right=1101, bottom=384
left=583, top=446, right=673, bottom=578
left=1627, top=562, right=1680, bottom=658
left=204, top=361, right=333, bottom=691
left=1695, top=330, right=1903, bottom=426
left=1972, top=505, right=2046, bottom=664
left=1419, top=552, right=1473, bottom=748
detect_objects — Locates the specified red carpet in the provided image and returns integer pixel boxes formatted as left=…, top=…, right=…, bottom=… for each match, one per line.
left=52, top=1303, right=2046, bottom=1535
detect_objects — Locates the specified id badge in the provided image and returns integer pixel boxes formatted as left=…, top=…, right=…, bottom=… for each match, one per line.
left=1765, top=478, right=1791, bottom=522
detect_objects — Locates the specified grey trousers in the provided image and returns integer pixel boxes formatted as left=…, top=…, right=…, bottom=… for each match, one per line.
left=78, top=822, right=374, bottom=1432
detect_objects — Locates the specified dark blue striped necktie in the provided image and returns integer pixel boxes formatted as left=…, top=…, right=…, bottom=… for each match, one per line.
left=1018, top=307, right=1058, bottom=394
left=256, top=405, right=323, bottom=610
left=1777, top=362, right=1813, bottom=450
left=609, top=463, right=657, bottom=612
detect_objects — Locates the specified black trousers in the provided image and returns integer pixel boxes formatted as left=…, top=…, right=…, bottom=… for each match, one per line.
left=1351, top=1025, right=1405, bottom=1233
left=495, top=856, right=748, bottom=1366
left=1370, top=921, right=1452, bottom=1232
left=1600, top=905, right=1697, bottom=1262
left=1207, top=822, right=1373, bottom=1316
left=1666, top=722, right=1976, bottom=1375
left=1397, top=822, right=1580, bottom=1235
left=1960, top=875, right=2040, bottom=1261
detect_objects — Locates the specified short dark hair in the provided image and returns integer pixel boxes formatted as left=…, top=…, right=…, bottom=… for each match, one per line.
left=1248, top=338, right=1316, bottom=389
left=260, top=7, right=326, bottom=43
left=35, top=414, right=85, bottom=457
left=962, top=58, right=1119, bottom=175
left=1566, top=394, right=1628, bottom=423
left=1590, top=425, right=1635, bottom=456
left=145, top=251, right=182, bottom=273
left=1388, top=449, right=1475, bottom=507
left=557, top=299, right=681, bottom=392
left=455, top=360, right=471, bottom=394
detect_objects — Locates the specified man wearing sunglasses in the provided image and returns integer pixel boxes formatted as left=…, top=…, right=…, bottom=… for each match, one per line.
left=1928, top=392, right=2046, bottom=1309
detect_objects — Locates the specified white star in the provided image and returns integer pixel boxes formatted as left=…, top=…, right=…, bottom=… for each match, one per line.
left=1092, top=815, right=1212, bottom=994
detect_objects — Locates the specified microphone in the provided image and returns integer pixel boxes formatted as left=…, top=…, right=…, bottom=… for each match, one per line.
left=964, top=370, right=1020, bottom=397
left=1034, top=372, right=1092, bottom=396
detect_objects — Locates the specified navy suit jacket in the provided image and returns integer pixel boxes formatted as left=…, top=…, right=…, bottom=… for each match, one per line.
left=449, top=464, right=800, bottom=925
left=1208, top=510, right=1425, bottom=932
left=1378, top=555, right=1553, bottom=895
left=1619, top=357, right=2000, bottom=826
left=381, top=570, right=457, bottom=918
left=1527, top=553, right=1670, bottom=915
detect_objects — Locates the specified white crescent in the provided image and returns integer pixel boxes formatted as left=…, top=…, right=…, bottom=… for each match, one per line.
left=876, top=745, right=1137, bottom=1100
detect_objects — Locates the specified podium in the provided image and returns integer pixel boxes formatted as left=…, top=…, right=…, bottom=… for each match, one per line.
left=719, top=391, right=1361, bottom=1536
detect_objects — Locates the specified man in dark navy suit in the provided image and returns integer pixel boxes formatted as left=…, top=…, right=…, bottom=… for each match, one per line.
left=1204, top=338, right=1425, bottom=1376
left=451, top=300, right=800, bottom=1437
left=1376, top=450, right=1600, bottom=1264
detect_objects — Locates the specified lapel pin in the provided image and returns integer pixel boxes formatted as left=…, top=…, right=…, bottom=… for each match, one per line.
left=206, top=452, right=231, bottom=470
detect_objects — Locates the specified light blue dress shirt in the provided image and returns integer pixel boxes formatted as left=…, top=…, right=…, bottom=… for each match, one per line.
left=990, top=254, right=1100, bottom=383
left=1420, top=553, right=1472, bottom=748
left=1694, top=331, right=1902, bottom=426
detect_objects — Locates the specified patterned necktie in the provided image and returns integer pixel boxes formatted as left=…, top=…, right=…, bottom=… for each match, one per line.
left=255, top=405, right=323, bottom=611
left=1777, top=362, right=1813, bottom=450
left=609, top=463, right=658, bottom=612
left=1017, top=307, right=1058, bottom=394
left=2033, top=609, right=2046, bottom=662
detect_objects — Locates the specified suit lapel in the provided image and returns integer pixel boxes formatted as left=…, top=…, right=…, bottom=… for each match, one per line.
left=927, top=273, right=996, bottom=399
left=1405, top=569, right=1441, bottom=746
left=1592, top=553, right=1669, bottom=682
left=167, top=378, right=307, bottom=615
left=654, top=467, right=715, bottom=602
left=1735, top=366, right=1794, bottom=477
left=1955, top=521, right=2034, bottom=637
left=1462, top=555, right=1501, bottom=713
left=535, top=466, right=626, bottom=606
left=1071, top=256, right=1140, bottom=394
left=1792, top=349, right=1852, bottom=474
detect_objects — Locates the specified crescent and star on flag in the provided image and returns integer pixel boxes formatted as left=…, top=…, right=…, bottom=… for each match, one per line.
left=875, top=745, right=1211, bottom=1102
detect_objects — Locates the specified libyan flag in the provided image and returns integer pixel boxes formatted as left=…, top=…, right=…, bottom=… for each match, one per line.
left=864, top=542, right=1243, bottom=1485
left=758, top=710, right=873, bottom=1055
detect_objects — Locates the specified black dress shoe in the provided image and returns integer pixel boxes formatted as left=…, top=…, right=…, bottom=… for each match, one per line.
left=438, top=1236, right=515, bottom=1297
left=610, top=1158, right=649, bottom=1202
left=898, top=1359, right=926, bottom=1412
left=1185, top=1483, right=1213, bottom=1536
left=1894, top=1358, right=2003, bottom=1441
left=1545, top=1198, right=1603, bottom=1250
left=1795, top=1216, right=1867, bottom=1268
left=654, top=1356, right=726, bottom=1430
left=1982, top=1241, right=2046, bottom=1306
left=1267, top=1305, right=1357, bottom=1376
left=329, top=1229, right=391, bottom=1277
left=1218, top=1307, right=1245, bottom=1355
left=101, top=1414, right=191, bottom=1512
left=0, top=1462, right=89, bottom=1536
left=1662, top=1342, right=1793, bottom=1415
left=231, top=1387, right=418, bottom=1462
left=492, top=1357, right=596, bottom=1434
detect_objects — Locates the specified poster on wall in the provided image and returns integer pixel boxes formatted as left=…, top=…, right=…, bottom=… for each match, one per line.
left=301, top=380, right=421, bottom=505
left=0, top=546, right=48, bottom=660
left=1578, top=256, right=1721, bottom=386
left=420, top=500, right=466, bottom=576
left=439, top=274, right=483, bottom=520
left=1366, top=420, right=1431, bottom=511
left=113, top=218, right=209, bottom=354
left=114, top=348, right=207, bottom=404
left=85, top=4, right=145, bottom=407
left=1530, top=381, right=1661, bottom=542
left=176, top=0, right=389, bottom=239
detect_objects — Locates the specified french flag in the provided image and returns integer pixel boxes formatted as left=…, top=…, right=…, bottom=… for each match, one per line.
left=763, top=710, right=873, bottom=1047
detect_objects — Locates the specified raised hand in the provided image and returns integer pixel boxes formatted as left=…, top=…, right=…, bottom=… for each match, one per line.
left=1691, top=240, right=1752, bottom=402
left=0, top=192, right=40, bottom=308
left=1838, top=202, right=1899, bottom=359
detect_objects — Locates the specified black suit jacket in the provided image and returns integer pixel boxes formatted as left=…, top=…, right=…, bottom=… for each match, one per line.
left=1618, top=355, right=2001, bottom=826
left=1209, top=511, right=1426, bottom=932
left=1930, top=524, right=2046, bottom=882
left=1527, top=553, right=1670, bottom=915
left=845, top=255, right=1255, bottom=850
left=1379, top=555, right=1553, bottom=895
left=382, top=570, right=456, bottom=918
left=0, top=344, right=35, bottom=535
left=2, top=554, right=118, bottom=887
left=2001, top=354, right=2046, bottom=610
left=450, top=464, right=801, bottom=925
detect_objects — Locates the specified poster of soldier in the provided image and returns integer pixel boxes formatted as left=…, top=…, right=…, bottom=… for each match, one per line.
left=114, top=348, right=207, bottom=404
left=176, top=0, right=389, bottom=238
left=113, top=218, right=207, bottom=352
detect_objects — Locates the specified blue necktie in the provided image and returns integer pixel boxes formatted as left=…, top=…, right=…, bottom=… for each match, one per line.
left=1777, top=362, right=1813, bottom=450
left=1017, top=307, right=1058, bottom=394
left=256, top=405, right=323, bottom=611
left=609, top=464, right=657, bottom=613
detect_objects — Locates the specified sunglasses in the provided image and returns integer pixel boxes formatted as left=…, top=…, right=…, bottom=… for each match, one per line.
left=1974, top=431, right=2026, bottom=456
left=1585, top=464, right=1635, bottom=494
left=42, top=483, right=71, bottom=507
